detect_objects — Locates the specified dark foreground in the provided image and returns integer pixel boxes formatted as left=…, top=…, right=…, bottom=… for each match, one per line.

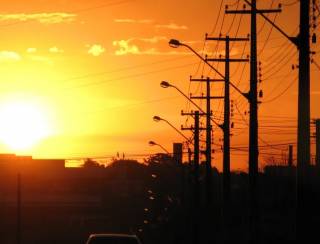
left=0, top=153, right=319, bottom=243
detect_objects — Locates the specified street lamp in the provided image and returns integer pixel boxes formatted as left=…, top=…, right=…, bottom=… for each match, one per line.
left=153, top=115, right=192, bottom=144
left=160, top=80, right=221, bottom=128
left=168, top=39, right=181, bottom=48
left=160, top=81, right=170, bottom=88
left=168, top=39, right=246, bottom=97
left=148, top=140, right=170, bottom=154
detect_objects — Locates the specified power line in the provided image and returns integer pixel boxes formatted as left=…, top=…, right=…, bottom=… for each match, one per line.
left=262, top=76, right=298, bottom=103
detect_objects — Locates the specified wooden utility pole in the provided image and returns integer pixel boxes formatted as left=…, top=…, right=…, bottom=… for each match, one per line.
left=193, top=111, right=200, bottom=244
left=226, top=1, right=280, bottom=241
left=17, top=173, right=21, bottom=244
left=181, top=111, right=205, bottom=244
left=316, top=119, right=320, bottom=167
left=288, top=145, right=293, bottom=167
left=190, top=77, right=224, bottom=205
left=205, top=34, right=248, bottom=240
left=205, top=35, right=249, bottom=203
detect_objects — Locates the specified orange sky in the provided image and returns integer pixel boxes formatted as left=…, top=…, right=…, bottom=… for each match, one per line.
left=0, top=0, right=318, bottom=171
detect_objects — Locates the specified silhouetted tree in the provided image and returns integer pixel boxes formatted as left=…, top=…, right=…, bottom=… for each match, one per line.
left=82, top=158, right=102, bottom=168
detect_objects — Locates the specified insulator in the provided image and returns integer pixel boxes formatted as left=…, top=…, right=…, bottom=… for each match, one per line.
left=312, top=33, right=317, bottom=43
left=259, top=90, right=263, bottom=98
left=231, top=122, right=234, bottom=128
left=243, top=4, right=246, bottom=9
left=225, top=5, right=229, bottom=9
left=291, top=64, right=295, bottom=70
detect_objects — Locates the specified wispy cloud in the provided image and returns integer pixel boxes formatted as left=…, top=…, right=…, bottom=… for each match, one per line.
left=0, top=13, right=77, bottom=24
left=26, top=48, right=37, bottom=53
left=87, top=44, right=105, bottom=56
left=155, top=23, right=188, bottom=30
left=113, top=39, right=192, bottom=56
left=29, top=55, right=53, bottom=65
left=0, top=51, right=21, bottom=62
left=130, top=36, right=168, bottom=43
left=114, top=18, right=153, bottom=24
left=49, top=46, right=64, bottom=53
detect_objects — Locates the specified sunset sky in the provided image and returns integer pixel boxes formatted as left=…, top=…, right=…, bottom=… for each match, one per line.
left=0, top=0, right=318, bottom=170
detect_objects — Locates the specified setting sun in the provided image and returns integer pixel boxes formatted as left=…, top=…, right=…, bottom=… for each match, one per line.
left=0, top=101, right=51, bottom=151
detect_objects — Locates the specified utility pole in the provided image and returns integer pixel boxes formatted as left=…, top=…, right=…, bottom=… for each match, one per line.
left=317, top=119, right=320, bottom=167
left=189, top=78, right=223, bottom=205
left=17, top=173, right=21, bottom=244
left=205, top=35, right=249, bottom=203
left=288, top=145, right=293, bottom=167
left=315, top=119, right=320, bottom=167
left=226, top=1, right=280, bottom=241
left=238, top=0, right=312, bottom=240
left=193, top=111, right=200, bottom=244
left=205, top=34, right=248, bottom=240
left=181, top=111, right=205, bottom=244
left=297, top=0, right=311, bottom=173
left=296, top=1, right=311, bottom=240
left=189, top=78, right=229, bottom=205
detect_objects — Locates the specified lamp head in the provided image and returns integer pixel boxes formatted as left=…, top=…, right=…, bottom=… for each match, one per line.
left=160, top=81, right=170, bottom=88
left=149, top=141, right=157, bottom=146
left=169, top=39, right=181, bottom=48
left=153, top=116, right=162, bottom=122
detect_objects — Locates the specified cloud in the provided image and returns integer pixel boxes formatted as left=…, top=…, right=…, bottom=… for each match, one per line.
left=132, top=36, right=168, bottom=44
left=112, top=37, right=167, bottom=55
left=113, top=40, right=140, bottom=55
left=49, top=46, right=64, bottom=53
left=114, top=18, right=153, bottom=24
left=137, top=48, right=192, bottom=55
left=87, top=44, right=105, bottom=56
left=113, top=39, right=192, bottom=56
left=0, top=13, right=77, bottom=24
left=155, top=23, right=188, bottom=30
left=0, top=51, right=21, bottom=62
left=29, top=55, right=53, bottom=65
left=26, top=48, right=37, bottom=53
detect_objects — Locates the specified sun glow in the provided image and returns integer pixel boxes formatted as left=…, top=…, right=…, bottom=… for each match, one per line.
left=0, top=101, right=51, bottom=151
